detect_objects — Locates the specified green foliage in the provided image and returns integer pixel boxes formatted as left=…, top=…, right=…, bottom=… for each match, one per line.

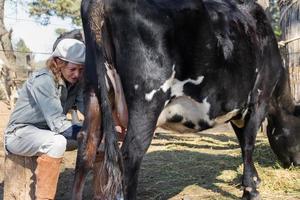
left=28, top=0, right=82, bottom=26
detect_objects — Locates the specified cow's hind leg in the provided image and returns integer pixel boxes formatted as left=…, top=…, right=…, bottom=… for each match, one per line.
left=230, top=103, right=267, bottom=200
left=72, top=90, right=102, bottom=200
left=121, top=103, right=164, bottom=200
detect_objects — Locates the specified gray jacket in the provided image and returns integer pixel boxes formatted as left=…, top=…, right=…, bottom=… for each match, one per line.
left=5, top=67, right=84, bottom=134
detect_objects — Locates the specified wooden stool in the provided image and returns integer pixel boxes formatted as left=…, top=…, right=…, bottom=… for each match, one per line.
left=4, top=153, right=37, bottom=200
left=3, top=141, right=77, bottom=200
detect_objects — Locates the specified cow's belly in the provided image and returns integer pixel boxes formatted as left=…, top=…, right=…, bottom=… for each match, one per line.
left=156, top=96, right=241, bottom=132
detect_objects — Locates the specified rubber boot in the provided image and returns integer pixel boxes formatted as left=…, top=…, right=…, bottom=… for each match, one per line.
left=35, top=154, right=63, bottom=200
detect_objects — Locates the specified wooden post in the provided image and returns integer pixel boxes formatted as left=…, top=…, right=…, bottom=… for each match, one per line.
left=4, top=154, right=37, bottom=200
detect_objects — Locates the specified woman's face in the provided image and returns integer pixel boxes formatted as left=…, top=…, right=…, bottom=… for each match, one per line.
left=60, top=61, right=84, bottom=85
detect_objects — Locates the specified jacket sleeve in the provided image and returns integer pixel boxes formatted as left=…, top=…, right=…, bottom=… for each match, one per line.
left=27, top=74, right=72, bottom=133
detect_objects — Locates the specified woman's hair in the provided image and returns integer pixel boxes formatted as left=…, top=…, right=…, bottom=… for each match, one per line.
left=46, top=57, right=67, bottom=82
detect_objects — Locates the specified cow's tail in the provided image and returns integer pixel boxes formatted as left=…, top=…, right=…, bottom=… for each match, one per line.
left=81, top=0, right=123, bottom=198
left=97, top=53, right=123, bottom=198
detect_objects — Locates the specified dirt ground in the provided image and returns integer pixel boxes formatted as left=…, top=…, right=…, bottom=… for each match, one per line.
left=0, top=101, right=299, bottom=200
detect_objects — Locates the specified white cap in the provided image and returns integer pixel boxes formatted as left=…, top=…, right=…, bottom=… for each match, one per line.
left=52, top=38, right=85, bottom=65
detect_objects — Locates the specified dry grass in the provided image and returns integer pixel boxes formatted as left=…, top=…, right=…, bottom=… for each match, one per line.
left=138, top=126, right=300, bottom=200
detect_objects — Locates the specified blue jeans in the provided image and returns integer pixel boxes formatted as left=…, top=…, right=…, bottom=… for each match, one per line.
left=5, top=125, right=68, bottom=158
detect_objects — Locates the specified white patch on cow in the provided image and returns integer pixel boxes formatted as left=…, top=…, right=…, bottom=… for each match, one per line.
left=170, top=76, right=204, bottom=97
left=134, top=84, right=139, bottom=90
left=145, top=89, right=158, bottom=101
left=257, top=89, right=262, bottom=96
left=145, top=65, right=176, bottom=101
left=214, top=109, right=240, bottom=124
left=253, top=176, right=258, bottom=182
left=157, top=96, right=213, bottom=130
left=255, top=68, right=258, bottom=73
left=196, top=97, right=213, bottom=127
left=145, top=65, right=204, bottom=101
left=245, top=187, right=253, bottom=192
left=161, top=66, right=176, bottom=92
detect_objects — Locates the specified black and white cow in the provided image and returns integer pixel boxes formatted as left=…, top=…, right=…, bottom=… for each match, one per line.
left=73, top=0, right=300, bottom=199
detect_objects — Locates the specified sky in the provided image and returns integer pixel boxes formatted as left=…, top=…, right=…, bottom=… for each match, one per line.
left=4, top=1, right=80, bottom=61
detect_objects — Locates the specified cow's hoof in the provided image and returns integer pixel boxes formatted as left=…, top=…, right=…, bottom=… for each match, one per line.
left=242, top=188, right=261, bottom=200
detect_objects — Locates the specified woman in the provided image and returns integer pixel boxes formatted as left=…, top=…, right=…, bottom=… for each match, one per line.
left=4, top=38, right=85, bottom=200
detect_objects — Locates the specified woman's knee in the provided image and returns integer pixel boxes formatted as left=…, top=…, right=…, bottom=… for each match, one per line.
left=47, top=135, right=67, bottom=158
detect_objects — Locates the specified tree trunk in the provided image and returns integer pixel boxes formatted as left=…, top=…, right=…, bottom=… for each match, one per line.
left=4, top=154, right=37, bottom=200
left=0, top=0, right=16, bottom=68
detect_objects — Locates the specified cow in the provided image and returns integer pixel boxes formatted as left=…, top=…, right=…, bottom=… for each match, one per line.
left=73, top=0, right=300, bottom=199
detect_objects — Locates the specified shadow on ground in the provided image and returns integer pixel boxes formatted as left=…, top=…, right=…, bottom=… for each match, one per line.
left=56, top=168, right=94, bottom=200
left=137, top=132, right=278, bottom=200
left=138, top=150, right=241, bottom=200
